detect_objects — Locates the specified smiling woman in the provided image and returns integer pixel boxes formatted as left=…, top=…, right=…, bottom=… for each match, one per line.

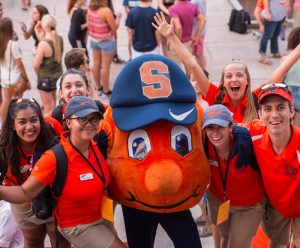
left=152, top=12, right=300, bottom=124
left=0, top=98, right=69, bottom=248
left=0, top=96, right=126, bottom=248
left=202, top=104, right=265, bottom=247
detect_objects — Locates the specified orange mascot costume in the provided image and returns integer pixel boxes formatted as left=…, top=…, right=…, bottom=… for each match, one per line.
left=101, top=54, right=210, bottom=248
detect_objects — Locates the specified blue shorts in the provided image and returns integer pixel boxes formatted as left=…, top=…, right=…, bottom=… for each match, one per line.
left=288, top=86, right=300, bottom=113
left=90, top=39, right=116, bottom=54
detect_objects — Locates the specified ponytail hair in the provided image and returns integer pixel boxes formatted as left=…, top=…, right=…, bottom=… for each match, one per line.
left=41, top=14, right=62, bottom=63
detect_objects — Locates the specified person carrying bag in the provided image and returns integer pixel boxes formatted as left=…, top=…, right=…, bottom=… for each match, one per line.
left=0, top=18, right=31, bottom=122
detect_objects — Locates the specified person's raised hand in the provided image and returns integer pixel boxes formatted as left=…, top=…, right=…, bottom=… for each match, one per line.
left=152, top=12, right=174, bottom=38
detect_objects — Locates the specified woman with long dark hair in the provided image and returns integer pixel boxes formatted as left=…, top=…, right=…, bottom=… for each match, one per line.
left=0, top=98, right=68, bottom=248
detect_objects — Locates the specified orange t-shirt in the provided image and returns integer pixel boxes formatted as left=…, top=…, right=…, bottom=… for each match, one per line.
left=3, top=148, right=32, bottom=186
left=248, top=120, right=300, bottom=217
left=207, top=141, right=265, bottom=206
left=32, top=132, right=111, bottom=228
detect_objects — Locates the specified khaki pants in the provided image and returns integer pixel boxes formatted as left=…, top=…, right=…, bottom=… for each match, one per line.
left=262, top=200, right=300, bottom=245
left=58, top=218, right=115, bottom=248
left=10, top=202, right=54, bottom=229
left=206, top=190, right=265, bottom=248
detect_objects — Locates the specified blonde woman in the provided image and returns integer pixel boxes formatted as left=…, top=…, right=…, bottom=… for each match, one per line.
left=33, top=14, right=63, bottom=114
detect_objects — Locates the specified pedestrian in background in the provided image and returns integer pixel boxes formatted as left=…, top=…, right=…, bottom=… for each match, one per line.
left=20, top=5, right=49, bottom=48
left=87, top=0, right=121, bottom=97
left=67, top=0, right=88, bottom=57
left=126, top=0, right=160, bottom=59
left=0, top=17, right=30, bottom=123
left=33, top=14, right=63, bottom=115
left=258, top=0, right=288, bottom=65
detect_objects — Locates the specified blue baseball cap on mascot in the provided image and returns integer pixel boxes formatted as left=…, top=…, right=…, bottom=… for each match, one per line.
left=110, top=54, right=197, bottom=131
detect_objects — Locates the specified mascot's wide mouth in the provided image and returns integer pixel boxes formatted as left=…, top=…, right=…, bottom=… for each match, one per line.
left=125, top=186, right=200, bottom=209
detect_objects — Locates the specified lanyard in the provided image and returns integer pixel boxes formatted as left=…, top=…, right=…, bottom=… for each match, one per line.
left=69, top=138, right=107, bottom=188
left=213, top=146, right=231, bottom=201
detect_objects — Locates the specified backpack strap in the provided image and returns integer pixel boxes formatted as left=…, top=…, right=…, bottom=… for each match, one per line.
left=95, top=130, right=109, bottom=159
left=51, top=105, right=64, bottom=124
left=51, top=144, right=68, bottom=197
left=95, top=100, right=106, bottom=116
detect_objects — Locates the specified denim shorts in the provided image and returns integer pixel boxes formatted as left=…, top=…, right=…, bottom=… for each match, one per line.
left=90, top=39, right=116, bottom=54
left=288, top=86, right=300, bottom=113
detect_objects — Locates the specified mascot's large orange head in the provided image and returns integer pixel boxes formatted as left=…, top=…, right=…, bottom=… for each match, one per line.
left=102, top=54, right=210, bottom=213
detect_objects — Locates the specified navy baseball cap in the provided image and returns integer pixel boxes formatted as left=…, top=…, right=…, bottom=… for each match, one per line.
left=202, top=104, right=233, bottom=128
left=110, top=54, right=197, bottom=131
left=65, top=96, right=100, bottom=118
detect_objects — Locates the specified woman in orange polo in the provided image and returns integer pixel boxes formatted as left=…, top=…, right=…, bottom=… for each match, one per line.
left=202, top=104, right=265, bottom=247
left=0, top=96, right=126, bottom=248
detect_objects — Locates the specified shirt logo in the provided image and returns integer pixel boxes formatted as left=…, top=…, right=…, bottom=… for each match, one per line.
left=169, top=108, right=194, bottom=121
left=284, top=164, right=298, bottom=178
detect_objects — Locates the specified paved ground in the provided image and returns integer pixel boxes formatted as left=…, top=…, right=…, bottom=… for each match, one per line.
left=3, top=0, right=290, bottom=247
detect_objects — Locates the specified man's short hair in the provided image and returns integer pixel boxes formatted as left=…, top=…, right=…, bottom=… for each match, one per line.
left=64, top=48, right=86, bottom=70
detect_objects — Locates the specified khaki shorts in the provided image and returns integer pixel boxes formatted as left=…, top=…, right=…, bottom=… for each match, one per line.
left=167, top=40, right=192, bottom=72
left=262, top=200, right=297, bottom=245
left=206, top=190, right=265, bottom=246
left=10, top=202, right=54, bottom=229
left=58, top=218, right=115, bottom=248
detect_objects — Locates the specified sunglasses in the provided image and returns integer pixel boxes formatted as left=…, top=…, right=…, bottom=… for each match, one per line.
left=68, top=115, right=102, bottom=126
left=16, top=98, right=36, bottom=104
left=260, top=83, right=291, bottom=94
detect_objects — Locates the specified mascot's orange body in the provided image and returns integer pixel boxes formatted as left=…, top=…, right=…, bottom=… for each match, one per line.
left=101, top=54, right=210, bottom=247
left=102, top=105, right=210, bottom=213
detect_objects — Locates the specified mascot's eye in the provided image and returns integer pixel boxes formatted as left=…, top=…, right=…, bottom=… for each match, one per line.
left=128, top=129, right=151, bottom=160
left=171, top=125, right=192, bottom=156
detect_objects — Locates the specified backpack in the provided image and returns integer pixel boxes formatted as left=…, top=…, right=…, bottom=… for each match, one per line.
left=228, top=9, right=250, bottom=34
left=31, top=144, right=68, bottom=219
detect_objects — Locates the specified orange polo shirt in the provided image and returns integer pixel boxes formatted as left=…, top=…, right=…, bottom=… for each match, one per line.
left=247, top=120, right=300, bottom=217
left=32, top=132, right=111, bottom=228
left=204, top=83, right=249, bottom=123
left=207, top=141, right=265, bottom=206
left=3, top=148, right=32, bottom=186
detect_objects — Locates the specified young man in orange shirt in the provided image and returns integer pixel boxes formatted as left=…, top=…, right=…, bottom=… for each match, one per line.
left=247, top=84, right=300, bottom=248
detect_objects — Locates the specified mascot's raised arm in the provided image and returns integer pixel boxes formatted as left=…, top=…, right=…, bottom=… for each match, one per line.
left=100, top=54, right=210, bottom=248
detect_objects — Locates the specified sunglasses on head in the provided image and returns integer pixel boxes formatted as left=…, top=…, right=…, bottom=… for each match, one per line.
left=260, top=83, right=291, bottom=94
left=16, top=98, right=36, bottom=104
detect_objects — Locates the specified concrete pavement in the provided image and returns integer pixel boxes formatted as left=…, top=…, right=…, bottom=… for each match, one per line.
left=2, top=0, right=289, bottom=247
